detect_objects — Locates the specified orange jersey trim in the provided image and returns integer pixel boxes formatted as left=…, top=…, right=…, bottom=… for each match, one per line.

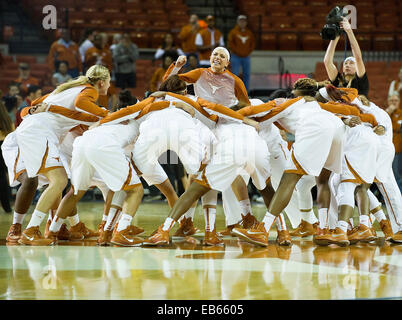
left=344, top=156, right=366, bottom=185
left=74, top=85, right=108, bottom=118
left=48, top=105, right=100, bottom=122
left=239, top=97, right=303, bottom=122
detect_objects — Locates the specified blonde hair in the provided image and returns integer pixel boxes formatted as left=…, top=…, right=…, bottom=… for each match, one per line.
left=358, top=95, right=370, bottom=106
left=53, top=65, right=110, bottom=94
left=292, top=78, right=321, bottom=97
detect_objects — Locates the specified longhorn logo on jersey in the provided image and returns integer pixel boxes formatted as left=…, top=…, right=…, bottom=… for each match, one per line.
left=237, top=34, right=249, bottom=44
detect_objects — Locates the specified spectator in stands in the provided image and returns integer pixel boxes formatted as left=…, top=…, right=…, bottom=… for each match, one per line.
left=323, top=18, right=369, bottom=97
left=15, top=85, right=42, bottom=126
left=79, top=29, right=96, bottom=65
left=14, top=63, right=39, bottom=95
left=7, top=82, right=20, bottom=97
left=227, top=15, right=255, bottom=92
left=388, top=67, right=402, bottom=106
left=386, top=93, right=402, bottom=191
left=48, top=28, right=82, bottom=78
left=2, top=95, right=18, bottom=128
left=154, top=33, right=184, bottom=61
left=116, top=89, right=138, bottom=111
left=99, top=33, right=109, bottom=49
left=0, top=96, right=14, bottom=213
left=182, top=53, right=199, bottom=73
left=178, top=14, right=200, bottom=57
left=150, top=55, right=174, bottom=92
left=110, top=33, right=122, bottom=54
left=85, top=34, right=113, bottom=73
left=195, top=15, right=224, bottom=67
left=113, top=33, right=139, bottom=89
left=15, top=94, right=24, bottom=111
left=51, top=61, right=72, bottom=86
left=181, top=53, right=199, bottom=95
left=19, top=85, right=42, bottom=110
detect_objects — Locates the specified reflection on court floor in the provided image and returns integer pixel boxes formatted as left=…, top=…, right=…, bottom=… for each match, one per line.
left=0, top=202, right=401, bottom=300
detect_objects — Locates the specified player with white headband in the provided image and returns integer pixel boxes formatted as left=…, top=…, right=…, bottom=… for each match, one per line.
left=161, top=47, right=261, bottom=240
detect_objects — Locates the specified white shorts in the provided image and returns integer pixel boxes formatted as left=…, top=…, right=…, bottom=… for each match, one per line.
left=71, top=136, right=141, bottom=193
left=341, top=125, right=378, bottom=184
left=196, top=123, right=271, bottom=192
left=286, top=112, right=345, bottom=176
left=133, top=109, right=216, bottom=178
left=15, top=113, right=71, bottom=177
left=1, top=132, right=26, bottom=187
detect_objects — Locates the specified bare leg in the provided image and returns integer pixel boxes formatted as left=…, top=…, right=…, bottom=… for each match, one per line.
left=232, top=175, right=249, bottom=201
left=155, top=178, right=179, bottom=208
left=122, top=185, right=144, bottom=216
left=170, top=182, right=211, bottom=221
left=54, top=188, right=86, bottom=220
left=316, top=168, right=332, bottom=209
left=35, top=168, right=68, bottom=214
left=356, top=184, right=370, bottom=217
left=15, top=172, right=38, bottom=214
left=267, top=173, right=302, bottom=216
left=258, top=179, right=276, bottom=209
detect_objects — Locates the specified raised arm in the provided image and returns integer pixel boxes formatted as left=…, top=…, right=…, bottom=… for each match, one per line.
left=341, top=18, right=365, bottom=78
left=323, top=36, right=340, bottom=82
left=74, top=86, right=108, bottom=118
left=100, top=97, right=155, bottom=125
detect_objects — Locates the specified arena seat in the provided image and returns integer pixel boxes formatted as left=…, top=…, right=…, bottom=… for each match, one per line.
left=301, top=33, right=324, bottom=51
left=387, top=61, right=402, bottom=79
left=278, top=33, right=298, bottom=50
left=130, top=31, right=150, bottom=48
left=16, top=56, right=37, bottom=65
left=150, top=32, right=167, bottom=48
left=124, top=4, right=143, bottom=15
left=355, top=34, right=372, bottom=51
left=372, top=34, right=396, bottom=51
left=260, top=33, right=277, bottom=50
left=3, top=69, right=19, bottom=78
left=151, top=20, right=171, bottom=32
left=271, top=19, right=293, bottom=31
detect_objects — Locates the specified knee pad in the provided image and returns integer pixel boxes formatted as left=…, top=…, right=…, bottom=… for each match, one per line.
left=111, top=190, right=127, bottom=208
left=296, top=175, right=316, bottom=210
left=337, top=182, right=357, bottom=208
left=367, top=189, right=381, bottom=211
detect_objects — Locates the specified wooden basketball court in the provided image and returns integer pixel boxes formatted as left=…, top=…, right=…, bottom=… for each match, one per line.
left=0, top=202, right=401, bottom=300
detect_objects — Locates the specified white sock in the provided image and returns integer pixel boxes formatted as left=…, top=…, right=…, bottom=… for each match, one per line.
left=162, top=217, right=176, bottom=231
left=68, top=214, right=80, bottom=227
left=262, top=211, right=277, bottom=233
left=26, top=209, right=47, bottom=229
left=337, top=220, right=349, bottom=232
left=275, top=213, right=287, bottom=231
left=49, top=216, right=65, bottom=233
left=318, top=208, right=328, bottom=229
left=104, top=208, right=120, bottom=231
left=204, top=207, right=216, bottom=232
left=117, top=213, right=132, bottom=232
left=348, top=218, right=354, bottom=230
left=239, top=199, right=252, bottom=216
left=373, top=210, right=386, bottom=223
left=300, top=209, right=318, bottom=224
left=13, top=212, right=26, bottom=225
left=183, top=206, right=196, bottom=220
left=360, top=215, right=371, bottom=228
left=102, top=214, right=107, bottom=222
